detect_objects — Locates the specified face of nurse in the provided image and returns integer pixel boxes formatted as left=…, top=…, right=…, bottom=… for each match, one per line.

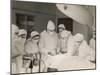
left=58, top=27, right=65, bottom=33
left=47, top=29, right=54, bottom=35
left=75, top=40, right=82, bottom=49
left=32, top=35, right=40, bottom=43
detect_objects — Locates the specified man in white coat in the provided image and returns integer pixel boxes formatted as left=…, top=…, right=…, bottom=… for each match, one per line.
left=39, top=20, right=60, bottom=72
left=39, top=20, right=59, bottom=56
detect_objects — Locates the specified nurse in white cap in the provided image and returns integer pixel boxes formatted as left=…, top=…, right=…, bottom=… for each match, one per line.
left=25, top=31, right=39, bottom=54
left=39, top=20, right=59, bottom=56
left=24, top=31, right=40, bottom=72
left=58, top=24, right=65, bottom=39
left=58, top=24, right=65, bottom=32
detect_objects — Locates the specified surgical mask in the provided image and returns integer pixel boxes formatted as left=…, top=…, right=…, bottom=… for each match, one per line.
left=75, top=40, right=82, bottom=48
left=49, top=32, right=54, bottom=35
left=48, top=30, right=54, bottom=35
left=32, top=39, right=39, bottom=43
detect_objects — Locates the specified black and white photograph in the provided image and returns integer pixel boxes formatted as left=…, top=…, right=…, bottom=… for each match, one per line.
left=11, top=0, right=96, bottom=74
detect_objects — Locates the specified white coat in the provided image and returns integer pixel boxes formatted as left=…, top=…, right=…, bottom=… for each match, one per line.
left=25, top=39, right=39, bottom=54
left=39, top=30, right=59, bottom=56
left=59, top=38, right=68, bottom=53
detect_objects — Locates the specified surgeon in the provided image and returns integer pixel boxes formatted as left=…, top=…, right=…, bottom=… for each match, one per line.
left=39, top=20, right=59, bottom=57
left=39, top=20, right=60, bottom=72
left=67, top=33, right=95, bottom=62
left=59, top=30, right=72, bottom=54
left=25, top=31, right=40, bottom=73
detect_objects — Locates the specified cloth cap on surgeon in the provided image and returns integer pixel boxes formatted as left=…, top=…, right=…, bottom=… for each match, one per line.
left=18, top=29, right=27, bottom=36
left=58, top=24, right=65, bottom=29
left=61, top=30, right=71, bottom=38
left=31, top=31, right=39, bottom=38
left=74, top=33, right=84, bottom=42
left=47, top=20, right=55, bottom=30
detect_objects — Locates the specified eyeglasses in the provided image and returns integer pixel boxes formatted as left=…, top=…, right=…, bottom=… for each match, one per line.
left=58, top=27, right=65, bottom=30
left=32, top=35, right=40, bottom=40
left=14, top=32, right=18, bottom=36
left=33, top=37, right=39, bottom=40
left=48, top=30, right=54, bottom=32
left=19, top=34, right=27, bottom=38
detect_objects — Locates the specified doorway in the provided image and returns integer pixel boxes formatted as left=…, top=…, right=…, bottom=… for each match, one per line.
left=57, top=18, right=73, bottom=34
